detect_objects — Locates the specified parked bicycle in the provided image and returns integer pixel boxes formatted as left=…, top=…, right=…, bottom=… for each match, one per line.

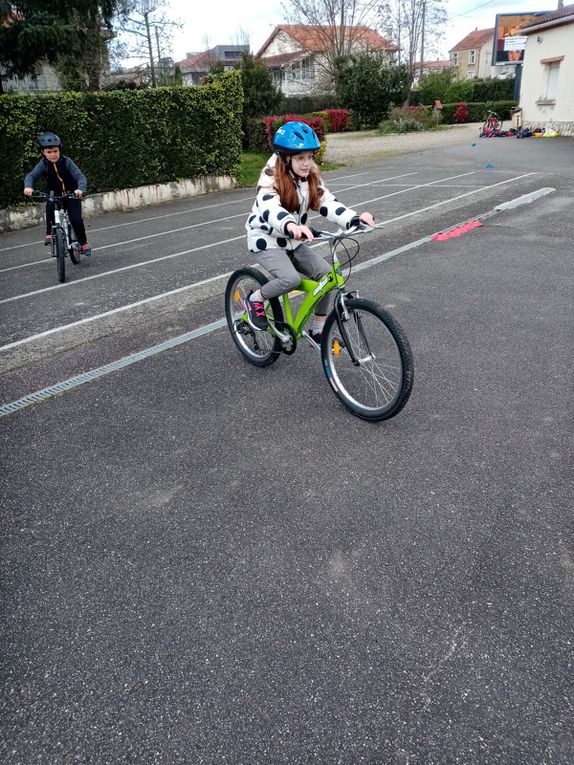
left=481, top=109, right=503, bottom=137
left=224, top=224, right=414, bottom=422
left=32, top=191, right=87, bottom=283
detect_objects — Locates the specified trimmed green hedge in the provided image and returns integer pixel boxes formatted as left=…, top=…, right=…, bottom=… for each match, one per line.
left=0, top=71, right=243, bottom=209
left=440, top=100, right=517, bottom=124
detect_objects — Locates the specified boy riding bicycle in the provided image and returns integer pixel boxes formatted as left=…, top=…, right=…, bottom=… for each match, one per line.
left=245, top=121, right=374, bottom=340
left=23, top=132, right=92, bottom=256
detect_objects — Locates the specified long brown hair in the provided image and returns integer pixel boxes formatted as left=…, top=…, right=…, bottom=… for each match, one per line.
left=267, top=154, right=321, bottom=213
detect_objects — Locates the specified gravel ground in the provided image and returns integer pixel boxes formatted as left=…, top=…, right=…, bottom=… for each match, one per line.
left=324, top=122, right=484, bottom=164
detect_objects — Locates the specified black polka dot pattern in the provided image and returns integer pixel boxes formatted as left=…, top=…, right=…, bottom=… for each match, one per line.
left=246, top=158, right=358, bottom=252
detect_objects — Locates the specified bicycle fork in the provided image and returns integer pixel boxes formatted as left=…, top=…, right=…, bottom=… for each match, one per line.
left=333, top=291, right=373, bottom=366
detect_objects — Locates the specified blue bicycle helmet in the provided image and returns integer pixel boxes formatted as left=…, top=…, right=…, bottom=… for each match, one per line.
left=38, top=132, right=61, bottom=150
left=272, top=121, right=320, bottom=153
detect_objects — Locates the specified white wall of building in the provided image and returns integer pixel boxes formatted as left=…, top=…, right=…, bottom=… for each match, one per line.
left=520, top=24, right=574, bottom=135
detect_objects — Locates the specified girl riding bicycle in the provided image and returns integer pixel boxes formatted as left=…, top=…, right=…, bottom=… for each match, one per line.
left=23, top=132, right=92, bottom=256
left=245, top=121, right=374, bottom=339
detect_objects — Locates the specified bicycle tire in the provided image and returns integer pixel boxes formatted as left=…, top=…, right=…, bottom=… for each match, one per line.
left=321, top=298, right=414, bottom=421
left=224, top=267, right=284, bottom=367
left=54, top=227, right=66, bottom=283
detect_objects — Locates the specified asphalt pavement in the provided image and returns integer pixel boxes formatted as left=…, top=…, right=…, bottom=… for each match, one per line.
left=1, top=134, right=573, bottom=764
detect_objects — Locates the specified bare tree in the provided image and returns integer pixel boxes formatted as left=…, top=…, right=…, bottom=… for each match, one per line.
left=282, top=0, right=384, bottom=88
left=114, top=0, right=181, bottom=85
left=378, top=0, right=447, bottom=79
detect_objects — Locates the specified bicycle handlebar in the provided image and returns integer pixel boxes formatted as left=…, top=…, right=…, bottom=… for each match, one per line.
left=304, top=222, right=383, bottom=241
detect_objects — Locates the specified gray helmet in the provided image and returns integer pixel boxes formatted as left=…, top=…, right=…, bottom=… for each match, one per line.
left=38, top=132, right=61, bottom=150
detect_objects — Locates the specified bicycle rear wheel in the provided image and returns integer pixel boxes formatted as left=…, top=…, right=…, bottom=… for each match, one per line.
left=224, top=267, right=284, bottom=367
left=54, top=227, right=66, bottom=283
left=321, top=298, right=414, bottom=421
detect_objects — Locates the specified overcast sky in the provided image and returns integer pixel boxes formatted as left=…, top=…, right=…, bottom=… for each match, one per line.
left=165, top=0, right=556, bottom=62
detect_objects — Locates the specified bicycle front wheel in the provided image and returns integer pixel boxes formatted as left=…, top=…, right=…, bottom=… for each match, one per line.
left=224, top=267, right=284, bottom=367
left=54, top=228, right=66, bottom=283
left=322, top=298, right=414, bottom=421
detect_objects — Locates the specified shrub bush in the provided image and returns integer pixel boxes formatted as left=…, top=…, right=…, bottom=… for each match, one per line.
left=388, top=105, right=436, bottom=128
left=378, top=117, right=424, bottom=134
left=283, top=95, right=336, bottom=114
left=325, top=109, right=350, bottom=132
left=453, top=102, right=470, bottom=123
left=414, top=77, right=516, bottom=107
left=484, top=100, right=517, bottom=120
left=244, top=113, right=327, bottom=162
left=440, top=99, right=518, bottom=124
left=0, top=72, right=243, bottom=210
left=445, top=81, right=475, bottom=103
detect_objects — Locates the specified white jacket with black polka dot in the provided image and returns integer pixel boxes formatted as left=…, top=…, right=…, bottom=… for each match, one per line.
left=245, top=154, right=358, bottom=253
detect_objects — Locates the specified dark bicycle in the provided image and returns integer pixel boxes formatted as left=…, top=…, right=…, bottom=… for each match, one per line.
left=31, top=191, right=86, bottom=283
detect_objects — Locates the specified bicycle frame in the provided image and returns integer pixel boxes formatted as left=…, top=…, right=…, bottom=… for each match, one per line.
left=49, top=198, right=72, bottom=248
left=261, top=242, right=347, bottom=344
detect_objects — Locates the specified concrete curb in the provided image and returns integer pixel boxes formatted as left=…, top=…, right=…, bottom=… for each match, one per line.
left=0, top=175, right=237, bottom=234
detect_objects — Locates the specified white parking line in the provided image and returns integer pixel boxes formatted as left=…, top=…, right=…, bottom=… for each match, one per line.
left=0, top=172, right=374, bottom=254
left=0, top=171, right=474, bottom=294
left=0, top=175, right=541, bottom=352
left=0, top=172, right=419, bottom=272
left=0, top=182, right=553, bottom=415
left=0, top=171, right=534, bottom=308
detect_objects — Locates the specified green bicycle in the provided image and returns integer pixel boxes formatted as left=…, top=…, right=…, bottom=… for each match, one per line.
left=224, top=224, right=414, bottom=422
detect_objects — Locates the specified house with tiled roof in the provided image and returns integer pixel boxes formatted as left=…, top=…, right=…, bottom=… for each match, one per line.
left=411, top=59, right=452, bottom=86
left=256, top=24, right=398, bottom=96
left=449, top=28, right=514, bottom=80
left=518, top=3, right=574, bottom=135
left=177, top=45, right=249, bottom=86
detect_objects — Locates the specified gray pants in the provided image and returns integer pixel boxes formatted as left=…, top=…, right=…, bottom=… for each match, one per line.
left=256, top=244, right=331, bottom=315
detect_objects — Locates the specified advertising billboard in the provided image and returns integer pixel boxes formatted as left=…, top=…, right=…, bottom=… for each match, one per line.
left=492, top=11, right=551, bottom=65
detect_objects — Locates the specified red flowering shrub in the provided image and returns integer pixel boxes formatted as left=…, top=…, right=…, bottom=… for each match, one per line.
left=453, top=102, right=470, bottom=123
left=325, top=109, right=349, bottom=132
left=245, top=113, right=327, bottom=162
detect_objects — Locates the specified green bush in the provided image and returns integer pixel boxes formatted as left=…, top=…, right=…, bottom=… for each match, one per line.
left=337, top=57, right=411, bottom=128
left=484, top=100, right=517, bottom=120
left=474, top=78, right=516, bottom=102
left=444, top=80, right=475, bottom=103
left=440, top=99, right=517, bottom=124
left=388, top=105, right=436, bottom=128
left=379, top=117, right=424, bottom=134
left=413, top=69, right=458, bottom=105
left=283, top=95, right=335, bottom=114
left=0, top=71, right=243, bottom=209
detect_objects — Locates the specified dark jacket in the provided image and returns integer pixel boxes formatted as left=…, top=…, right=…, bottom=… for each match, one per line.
left=24, top=155, right=87, bottom=195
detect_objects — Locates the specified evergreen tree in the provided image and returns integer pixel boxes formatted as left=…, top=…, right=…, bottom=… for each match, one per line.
left=239, top=52, right=282, bottom=124
left=337, top=54, right=410, bottom=128
left=0, top=0, right=118, bottom=92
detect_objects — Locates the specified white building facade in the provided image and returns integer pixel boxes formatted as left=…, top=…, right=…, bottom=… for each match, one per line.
left=519, top=6, right=574, bottom=135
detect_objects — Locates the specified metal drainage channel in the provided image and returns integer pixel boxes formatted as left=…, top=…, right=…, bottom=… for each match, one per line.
left=0, top=319, right=226, bottom=419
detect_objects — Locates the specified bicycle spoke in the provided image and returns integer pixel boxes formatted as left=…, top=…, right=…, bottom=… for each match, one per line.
left=322, top=298, right=413, bottom=421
